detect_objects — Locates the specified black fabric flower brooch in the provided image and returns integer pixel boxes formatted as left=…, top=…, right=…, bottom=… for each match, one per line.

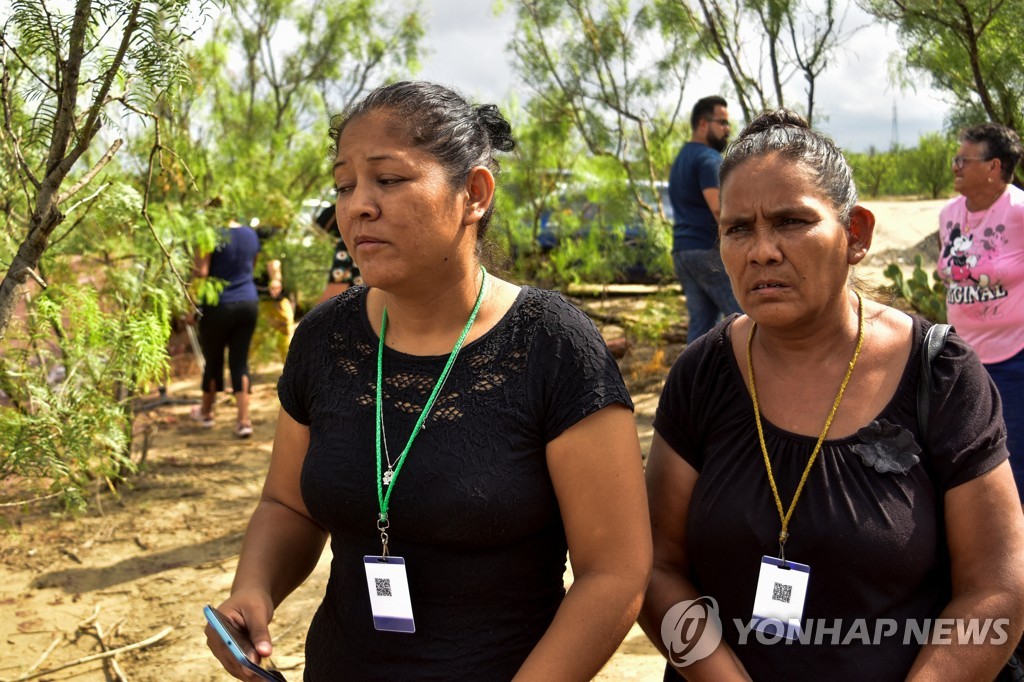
left=852, top=419, right=922, bottom=474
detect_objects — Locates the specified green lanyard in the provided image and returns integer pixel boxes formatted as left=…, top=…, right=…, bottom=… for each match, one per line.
left=374, top=266, right=487, bottom=556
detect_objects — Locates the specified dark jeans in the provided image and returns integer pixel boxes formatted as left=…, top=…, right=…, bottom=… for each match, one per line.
left=198, top=300, right=258, bottom=393
left=673, top=248, right=742, bottom=343
left=985, top=346, right=1024, bottom=503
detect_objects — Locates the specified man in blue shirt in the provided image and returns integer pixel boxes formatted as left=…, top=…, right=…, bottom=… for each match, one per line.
left=668, top=96, right=742, bottom=342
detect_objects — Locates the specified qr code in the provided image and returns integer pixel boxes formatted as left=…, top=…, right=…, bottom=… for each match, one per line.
left=772, top=582, right=792, bottom=604
left=375, top=577, right=392, bottom=597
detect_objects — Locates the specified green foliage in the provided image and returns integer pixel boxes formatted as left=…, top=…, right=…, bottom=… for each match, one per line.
left=848, top=146, right=896, bottom=198
left=193, top=276, right=227, bottom=306
left=860, top=0, right=1024, bottom=182
left=508, top=0, right=696, bottom=224
left=0, top=0, right=429, bottom=510
left=623, top=286, right=681, bottom=345
left=498, top=161, right=674, bottom=289
left=175, top=0, right=425, bottom=217
left=257, top=216, right=339, bottom=315
left=884, top=254, right=947, bottom=323
left=906, top=133, right=956, bottom=199
left=0, top=281, right=172, bottom=512
left=492, top=96, right=580, bottom=259
left=847, top=132, right=956, bottom=198
left=541, top=226, right=623, bottom=286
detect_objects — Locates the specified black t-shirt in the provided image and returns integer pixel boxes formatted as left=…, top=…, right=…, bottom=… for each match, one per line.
left=654, top=315, right=1008, bottom=681
left=279, top=285, right=633, bottom=680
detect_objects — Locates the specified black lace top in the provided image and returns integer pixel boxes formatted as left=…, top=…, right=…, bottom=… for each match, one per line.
left=279, top=285, right=632, bottom=680
left=655, top=315, right=1008, bottom=681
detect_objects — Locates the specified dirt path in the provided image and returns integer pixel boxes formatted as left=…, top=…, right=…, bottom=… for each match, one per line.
left=0, top=336, right=673, bottom=681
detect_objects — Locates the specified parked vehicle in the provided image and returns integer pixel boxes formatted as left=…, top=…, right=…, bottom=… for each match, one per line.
left=536, top=180, right=674, bottom=284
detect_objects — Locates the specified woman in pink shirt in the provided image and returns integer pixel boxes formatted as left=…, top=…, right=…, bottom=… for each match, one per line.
left=939, top=123, right=1024, bottom=506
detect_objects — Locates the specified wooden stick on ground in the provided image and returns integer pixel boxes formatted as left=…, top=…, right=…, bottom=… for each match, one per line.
left=94, top=617, right=129, bottom=682
left=13, top=636, right=62, bottom=679
left=1, top=627, right=172, bottom=682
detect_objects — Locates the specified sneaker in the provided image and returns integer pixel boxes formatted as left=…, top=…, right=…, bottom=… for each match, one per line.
left=235, top=422, right=253, bottom=438
left=190, top=405, right=214, bottom=428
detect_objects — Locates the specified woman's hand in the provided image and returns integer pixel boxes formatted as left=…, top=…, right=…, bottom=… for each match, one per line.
left=205, top=590, right=276, bottom=680
left=639, top=433, right=752, bottom=681
left=207, top=410, right=327, bottom=678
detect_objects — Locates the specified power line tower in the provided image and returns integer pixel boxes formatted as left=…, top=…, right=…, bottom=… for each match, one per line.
left=890, top=100, right=899, bottom=150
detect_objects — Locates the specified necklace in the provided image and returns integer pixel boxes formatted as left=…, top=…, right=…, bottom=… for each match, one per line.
left=379, top=351, right=459, bottom=485
left=746, top=290, right=865, bottom=561
left=375, top=266, right=487, bottom=511
left=963, top=203, right=994, bottom=234
left=380, top=414, right=396, bottom=485
left=963, top=189, right=1004, bottom=233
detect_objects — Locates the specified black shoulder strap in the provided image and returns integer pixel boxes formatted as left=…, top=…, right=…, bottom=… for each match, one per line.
left=917, top=323, right=953, bottom=437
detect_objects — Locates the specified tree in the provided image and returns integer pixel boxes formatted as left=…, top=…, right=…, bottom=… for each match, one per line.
left=0, top=0, right=207, bottom=343
left=859, top=0, right=1024, bottom=182
left=908, top=131, right=956, bottom=199
left=204, top=0, right=424, bottom=199
left=672, top=0, right=850, bottom=125
left=785, top=0, right=848, bottom=124
left=492, top=95, right=579, bottom=257
left=0, top=0, right=215, bottom=508
left=175, top=0, right=425, bottom=310
left=848, top=146, right=896, bottom=197
left=0, top=0, right=427, bottom=509
left=508, top=0, right=699, bottom=222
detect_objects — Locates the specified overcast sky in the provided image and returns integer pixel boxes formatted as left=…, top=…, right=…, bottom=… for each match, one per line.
left=413, top=2, right=951, bottom=154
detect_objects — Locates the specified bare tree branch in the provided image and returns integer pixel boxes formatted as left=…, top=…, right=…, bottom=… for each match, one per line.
left=0, top=36, right=59, bottom=95
left=128, top=104, right=197, bottom=311
left=48, top=182, right=109, bottom=248
left=56, top=138, right=123, bottom=204
left=1, top=44, right=41, bottom=190
left=55, top=0, right=142, bottom=178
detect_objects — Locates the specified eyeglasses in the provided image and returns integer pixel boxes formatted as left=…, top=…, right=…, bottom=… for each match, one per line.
left=951, top=155, right=989, bottom=170
left=706, top=118, right=731, bottom=127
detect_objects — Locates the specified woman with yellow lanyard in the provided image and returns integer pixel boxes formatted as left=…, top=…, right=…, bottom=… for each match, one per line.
left=639, top=110, right=1024, bottom=680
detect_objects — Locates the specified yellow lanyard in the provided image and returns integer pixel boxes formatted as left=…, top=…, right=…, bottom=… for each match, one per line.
left=746, top=291, right=864, bottom=561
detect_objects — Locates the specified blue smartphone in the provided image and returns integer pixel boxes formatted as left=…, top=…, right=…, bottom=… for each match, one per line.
left=203, top=604, right=287, bottom=681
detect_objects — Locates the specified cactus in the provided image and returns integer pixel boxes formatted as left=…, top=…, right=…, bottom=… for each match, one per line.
left=883, top=254, right=947, bottom=323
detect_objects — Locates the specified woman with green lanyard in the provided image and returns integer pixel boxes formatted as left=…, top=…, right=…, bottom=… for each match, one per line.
left=639, top=110, right=1024, bottom=680
left=205, top=81, right=652, bottom=680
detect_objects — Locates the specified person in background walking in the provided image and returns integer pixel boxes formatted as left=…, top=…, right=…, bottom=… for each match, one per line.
left=668, top=95, right=742, bottom=342
left=253, top=224, right=296, bottom=364
left=190, top=218, right=261, bottom=438
left=938, top=122, right=1024, bottom=508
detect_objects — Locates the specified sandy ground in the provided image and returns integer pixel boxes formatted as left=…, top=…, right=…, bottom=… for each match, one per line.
left=0, top=199, right=947, bottom=681
left=857, top=198, right=945, bottom=285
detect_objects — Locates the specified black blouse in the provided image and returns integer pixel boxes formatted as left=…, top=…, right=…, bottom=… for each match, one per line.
left=654, top=315, right=1008, bottom=681
left=279, top=285, right=632, bottom=680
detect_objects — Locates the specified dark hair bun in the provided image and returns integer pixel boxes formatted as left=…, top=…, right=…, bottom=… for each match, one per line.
left=739, top=108, right=810, bottom=140
left=476, top=104, right=516, bottom=153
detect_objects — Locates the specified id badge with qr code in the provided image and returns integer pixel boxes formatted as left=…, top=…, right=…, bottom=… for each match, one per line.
left=363, top=556, right=416, bottom=633
left=751, top=555, right=810, bottom=640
